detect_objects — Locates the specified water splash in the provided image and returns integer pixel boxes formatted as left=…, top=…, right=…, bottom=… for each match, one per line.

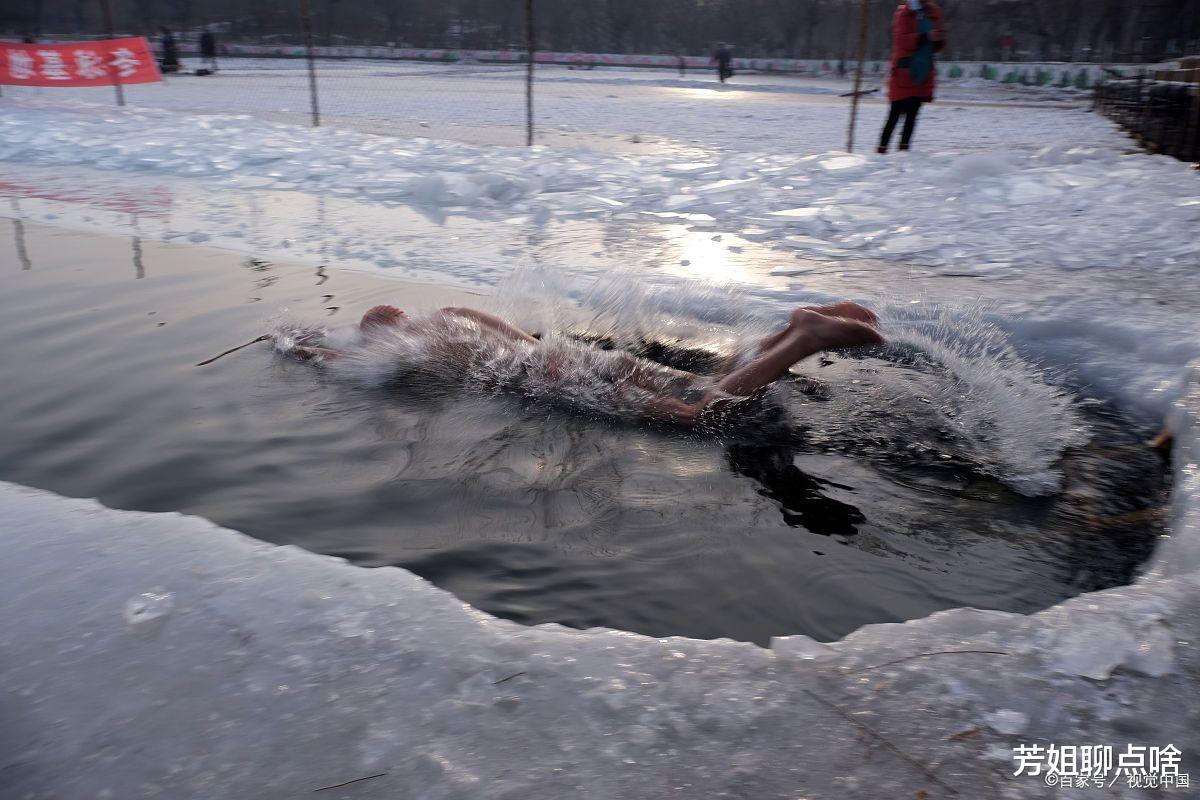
left=878, top=301, right=1086, bottom=495
left=270, top=312, right=717, bottom=420
left=489, top=262, right=773, bottom=359
left=274, top=273, right=1084, bottom=496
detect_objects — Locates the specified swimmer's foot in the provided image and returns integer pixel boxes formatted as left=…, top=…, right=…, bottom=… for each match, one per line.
left=361, top=304, right=405, bottom=330
left=800, top=301, right=879, bottom=327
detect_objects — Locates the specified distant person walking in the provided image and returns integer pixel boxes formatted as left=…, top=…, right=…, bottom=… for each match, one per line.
left=200, top=28, right=218, bottom=72
left=1000, top=34, right=1015, bottom=61
left=713, top=43, right=733, bottom=83
left=877, top=0, right=945, bottom=154
left=159, top=27, right=181, bottom=73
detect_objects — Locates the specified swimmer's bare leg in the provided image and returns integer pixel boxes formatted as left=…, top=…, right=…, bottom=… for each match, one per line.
left=632, top=384, right=772, bottom=426
left=439, top=307, right=540, bottom=345
left=612, top=352, right=699, bottom=395
left=635, top=393, right=711, bottom=424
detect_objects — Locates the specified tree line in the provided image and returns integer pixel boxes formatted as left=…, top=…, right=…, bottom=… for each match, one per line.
left=6, top=0, right=1199, bottom=62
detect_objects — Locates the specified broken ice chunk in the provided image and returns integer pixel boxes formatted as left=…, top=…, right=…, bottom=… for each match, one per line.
left=1128, top=621, right=1175, bottom=677
left=664, top=162, right=718, bottom=176
left=985, top=709, right=1029, bottom=735
left=770, top=635, right=837, bottom=661
left=692, top=177, right=760, bottom=197
left=123, top=592, right=174, bottom=627
left=1051, top=622, right=1135, bottom=680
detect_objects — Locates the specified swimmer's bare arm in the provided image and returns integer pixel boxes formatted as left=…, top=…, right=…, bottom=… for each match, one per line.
left=439, top=307, right=540, bottom=345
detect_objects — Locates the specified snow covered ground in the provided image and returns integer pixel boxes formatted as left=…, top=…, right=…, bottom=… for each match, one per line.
left=1, top=60, right=1089, bottom=151
left=2, top=65, right=1200, bottom=797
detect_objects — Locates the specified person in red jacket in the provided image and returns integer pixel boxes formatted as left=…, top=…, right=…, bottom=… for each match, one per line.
left=878, top=0, right=945, bottom=153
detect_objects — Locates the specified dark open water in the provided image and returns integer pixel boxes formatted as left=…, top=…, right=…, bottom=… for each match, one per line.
left=0, top=220, right=1170, bottom=643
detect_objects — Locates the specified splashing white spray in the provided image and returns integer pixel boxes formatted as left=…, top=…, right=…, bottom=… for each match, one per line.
left=273, top=270, right=1085, bottom=495
left=878, top=301, right=1087, bottom=495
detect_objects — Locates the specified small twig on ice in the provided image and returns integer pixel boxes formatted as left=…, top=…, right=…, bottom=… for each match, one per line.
left=313, top=772, right=388, bottom=792
left=802, top=689, right=958, bottom=795
left=195, top=334, right=269, bottom=366
left=492, top=671, right=527, bottom=685
left=948, top=727, right=982, bottom=741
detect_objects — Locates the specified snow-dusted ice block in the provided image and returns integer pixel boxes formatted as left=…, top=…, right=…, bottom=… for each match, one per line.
left=2, top=361, right=1199, bottom=800
left=1148, top=358, right=1200, bottom=578
left=4, top=104, right=1200, bottom=278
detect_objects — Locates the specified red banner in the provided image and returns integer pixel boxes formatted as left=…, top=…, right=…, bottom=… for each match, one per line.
left=0, top=37, right=161, bottom=87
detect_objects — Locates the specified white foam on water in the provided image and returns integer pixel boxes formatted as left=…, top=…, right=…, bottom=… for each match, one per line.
left=270, top=312, right=718, bottom=421
left=879, top=302, right=1085, bottom=495
left=483, top=267, right=1087, bottom=494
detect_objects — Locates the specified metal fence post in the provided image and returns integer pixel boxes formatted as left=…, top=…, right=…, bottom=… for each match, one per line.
left=98, top=0, right=126, bottom=107
left=300, top=0, right=321, bottom=127
left=845, top=0, right=869, bottom=152
left=525, top=0, right=535, bottom=146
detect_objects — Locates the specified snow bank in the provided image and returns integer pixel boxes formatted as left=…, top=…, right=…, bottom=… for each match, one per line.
left=2, top=104, right=1192, bottom=279
left=2, top=366, right=1199, bottom=798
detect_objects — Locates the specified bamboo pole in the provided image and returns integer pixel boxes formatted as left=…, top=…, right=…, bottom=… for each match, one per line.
left=299, top=0, right=321, bottom=127
left=525, top=0, right=535, bottom=146
left=98, top=0, right=125, bottom=107
left=845, top=0, right=870, bottom=152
